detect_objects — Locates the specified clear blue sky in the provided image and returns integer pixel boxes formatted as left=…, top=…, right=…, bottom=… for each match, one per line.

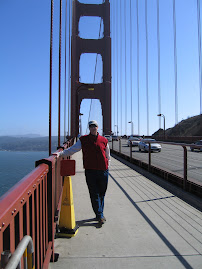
left=0, top=0, right=201, bottom=137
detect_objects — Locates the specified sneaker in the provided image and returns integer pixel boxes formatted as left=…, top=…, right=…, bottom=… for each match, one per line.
left=96, top=216, right=106, bottom=222
left=98, top=217, right=106, bottom=225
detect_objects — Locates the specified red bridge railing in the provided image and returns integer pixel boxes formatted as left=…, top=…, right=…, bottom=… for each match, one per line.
left=0, top=138, right=74, bottom=269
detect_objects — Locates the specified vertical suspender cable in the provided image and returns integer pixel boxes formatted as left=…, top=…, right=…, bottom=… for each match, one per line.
left=130, top=0, right=133, bottom=135
left=157, top=0, right=161, bottom=129
left=136, top=0, right=140, bottom=135
left=120, top=0, right=122, bottom=136
left=64, top=0, right=67, bottom=142
left=173, top=0, right=178, bottom=124
left=145, top=0, right=149, bottom=135
left=113, top=0, right=115, bottom=135
left=114, top=0, right=116, bottom=135
left=68, top=0, right=72, bottom=136
left=49, top=0, right=54, bottom=156
left=116, top=0, right=119, bottom=136
left=125, top=1, right=127, bottom=135
left=197, top=0, right=202, bottom=114
left=58, top=0, right=62, bottom=147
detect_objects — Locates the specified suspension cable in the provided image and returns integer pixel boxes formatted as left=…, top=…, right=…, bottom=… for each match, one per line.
left=64, top=0, right=68, bottom=142
left=68, top=0, right=72, bottom=136
left=145, top=0, right=149, bottom=135
left=58, top=0, right=62, bottom=147
left=112, top=0, right=115, bottom=135
left=197, top=0, right=202, bottom=114
left=130, top=0, right=133, bottom=135
left=136, top=0, right=140, bottom=135
left=120, top=0, right=122, bottom=136
left=125, top=0, right=127, bottom=135
left=157, top=0, right=161, bottom=129
left=113, top=0, right=116, bottom=135
left=49, top=0, right=54, bottom=156
left=116, top=0, right=119, bottom=136
left=173, top=0, right=178, bottom=124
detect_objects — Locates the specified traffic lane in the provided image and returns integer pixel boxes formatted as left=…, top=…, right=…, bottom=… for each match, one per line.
left=109, top=141, right=202, bottom=184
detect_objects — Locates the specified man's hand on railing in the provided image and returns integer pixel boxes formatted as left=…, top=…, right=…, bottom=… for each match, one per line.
left=52, top=151, right=63, bottom=158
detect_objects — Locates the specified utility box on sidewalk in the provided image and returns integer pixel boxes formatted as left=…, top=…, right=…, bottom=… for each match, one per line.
left=60, top=160, right=75, bottom=176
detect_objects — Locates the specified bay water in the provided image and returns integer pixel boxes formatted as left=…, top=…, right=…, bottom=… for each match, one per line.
left=0, top=151, right=49, bottom=198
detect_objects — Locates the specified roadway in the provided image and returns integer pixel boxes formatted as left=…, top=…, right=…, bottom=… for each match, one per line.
left=109, top=139, right=202, bottom=184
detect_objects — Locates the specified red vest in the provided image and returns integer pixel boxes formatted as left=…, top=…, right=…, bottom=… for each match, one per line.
left=80, top=133, right=108, bottom=170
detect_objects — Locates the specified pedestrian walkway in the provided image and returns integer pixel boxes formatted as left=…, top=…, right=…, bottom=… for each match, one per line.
left=50, top=151, right=202, bottom=269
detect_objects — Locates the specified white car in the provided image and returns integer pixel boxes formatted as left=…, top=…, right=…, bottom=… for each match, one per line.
left=104, top=135, right=112, bottom=142
left=127, top=136, right=142, bottom=147
left=138, top=139, right=161, bottom=152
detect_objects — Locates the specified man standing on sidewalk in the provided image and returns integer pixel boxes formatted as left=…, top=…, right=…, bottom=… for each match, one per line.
left=56, top=120, right=110, bottom=226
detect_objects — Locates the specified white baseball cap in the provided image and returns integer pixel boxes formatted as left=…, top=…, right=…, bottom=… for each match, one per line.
left=88, top=120, right=98, bottom=127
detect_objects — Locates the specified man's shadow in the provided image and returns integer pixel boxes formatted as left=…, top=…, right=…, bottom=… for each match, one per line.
left=76, top=218, right=102, bottom=228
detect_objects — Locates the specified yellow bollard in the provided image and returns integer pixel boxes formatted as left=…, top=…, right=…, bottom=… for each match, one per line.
left=57, top=159, right=78, bottom=237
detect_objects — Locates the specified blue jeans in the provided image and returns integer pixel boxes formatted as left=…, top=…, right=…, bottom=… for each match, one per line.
left=85, top=169, right=109, bottom=219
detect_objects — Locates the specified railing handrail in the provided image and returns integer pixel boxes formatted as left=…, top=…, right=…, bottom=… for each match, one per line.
left=4, top=235, right=34, bottom=269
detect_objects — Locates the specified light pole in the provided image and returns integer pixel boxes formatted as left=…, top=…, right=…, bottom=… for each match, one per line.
left=128, top=121, right=133, bottom=135
left=79, top=113, right=83, bottom=136
left=157, top=114, right=165, bottom=139
left=114, top=125, right=119, bottom=136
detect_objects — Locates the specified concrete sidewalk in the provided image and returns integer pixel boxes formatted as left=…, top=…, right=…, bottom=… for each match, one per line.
left=50, top=151, right=202, bottom=269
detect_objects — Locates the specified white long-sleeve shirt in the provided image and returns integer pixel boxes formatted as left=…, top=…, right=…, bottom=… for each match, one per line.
left=59, top=139, right=111, bottom=167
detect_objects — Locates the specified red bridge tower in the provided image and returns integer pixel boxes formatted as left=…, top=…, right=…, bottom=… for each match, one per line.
left=71, top=0, right=111, bottom=137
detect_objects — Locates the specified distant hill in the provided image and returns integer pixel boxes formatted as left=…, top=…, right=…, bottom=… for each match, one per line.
left=153, top=114, right=202, bottom=137
left=0, top=136, right=66, bottom=151
left=12, top=134, right=42, bottom=138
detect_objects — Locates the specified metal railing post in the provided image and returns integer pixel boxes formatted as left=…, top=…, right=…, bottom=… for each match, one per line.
left=1, top=251, right=11, bottom=269
left=183, top=146, right=187, bottom=191
left=119, top=139, right=121, bottom=153
left=130, top=141, right=132, bottom=162
left=148, top=143, right=151, bottom=172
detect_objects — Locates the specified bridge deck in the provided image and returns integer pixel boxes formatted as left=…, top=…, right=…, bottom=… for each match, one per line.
left=49, top=152, right=202, bottom=269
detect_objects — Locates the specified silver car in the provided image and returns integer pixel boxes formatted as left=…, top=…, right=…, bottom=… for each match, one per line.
left=138, top=139, right=161, bottom=152
left=127, top=136, right=142, bottom=147
left=104, top=135, right=112, bottom=142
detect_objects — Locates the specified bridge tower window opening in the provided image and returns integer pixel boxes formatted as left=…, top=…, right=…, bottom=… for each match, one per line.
left=79, top=53, right=103, bottom=84
left=80, top=98, right=103, bottom=135
left=79, top=16, right=104, bottom=39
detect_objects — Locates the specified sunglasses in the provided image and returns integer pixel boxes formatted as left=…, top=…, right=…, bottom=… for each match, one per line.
left=89, top=124, right=97, bottom=128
